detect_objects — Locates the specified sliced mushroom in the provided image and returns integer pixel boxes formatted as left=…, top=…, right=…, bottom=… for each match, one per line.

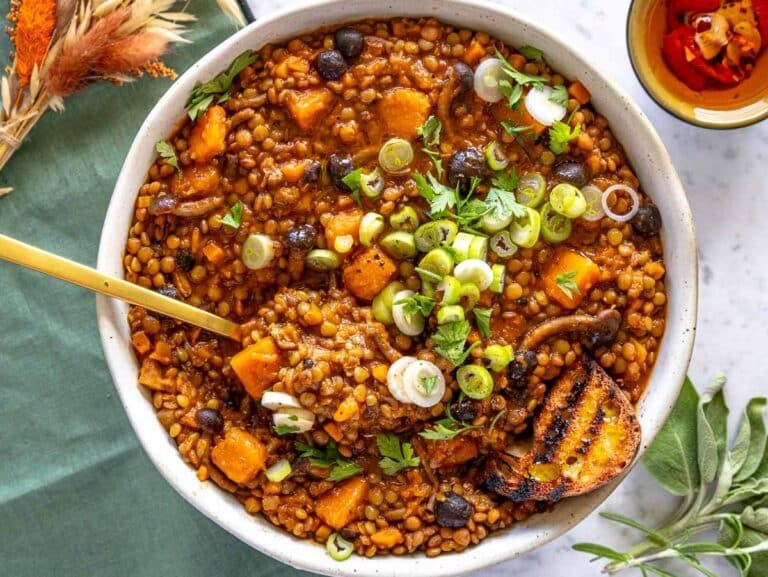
left=173, top=196, right=225, bottom=217
left=479, top=358, right=641, bottom=501
left=520, top=309, right=622, bottom=351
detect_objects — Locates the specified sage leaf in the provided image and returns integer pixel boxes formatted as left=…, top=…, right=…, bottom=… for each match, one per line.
left=697, top=402, right=719, bottom=484
left=724, top=477, right=768, bottom=505
left=731, top=398, right=767, bottom=482
left=742, top=528, right=768, bottom=577
left=702, top=376, right=729, bottom=470
left=718, top=514, right=744, bottom=548
left=741, top=506, right=768, bottom=533
left=643, top=377, right=700, bottom=495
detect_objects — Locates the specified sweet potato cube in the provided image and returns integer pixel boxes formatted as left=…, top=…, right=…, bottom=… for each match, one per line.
left=210, top=428, right=268, bottom=484
left=371, top=528, right=404, bottom=548
left=542, top=247, right=601, bottom=309
left=169, top=164, right=221, bottom=198
left=427, top=436, right=479, bottom=469
left=568, top=80, right=591, bottom=105
left=492, top=98, right=547, bottom=136
left=189, top=105, right=228, bottom=163
left=286, top=89, right=335, bottom=132
left=202, top=243, right=227, bottom=265
left=315, top=476, right=368, bottom=529
left=377, top=88, right=432, bottom=138
left=138, top=358, right=174, bottom=392
left=342, top=247, right=397, bottom=302
left=324, top=209, right=363, bottom=247
left=230, top=337, right=282, bottom=400
left=131, top=331, right=151, bottom=355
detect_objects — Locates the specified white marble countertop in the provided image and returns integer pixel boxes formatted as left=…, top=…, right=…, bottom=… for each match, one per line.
left=242, top=0, right=768, bottom=574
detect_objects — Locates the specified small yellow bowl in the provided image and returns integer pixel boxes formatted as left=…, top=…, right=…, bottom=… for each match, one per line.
left=627, top=0, right=768, bottom=129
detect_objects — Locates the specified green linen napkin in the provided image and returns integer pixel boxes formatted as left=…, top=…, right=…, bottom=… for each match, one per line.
left=0, top=3, right=308, bottom=575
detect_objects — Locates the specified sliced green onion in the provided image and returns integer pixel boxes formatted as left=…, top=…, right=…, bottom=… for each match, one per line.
left=489, top=263, right=506, bottom=294
left=414, top=220, right=458, bottom=253
left=327, top=532, right=354, bottom=561
left=305, top=249, right=341, bottom=271
left=484, top=344, right=513, bottom=372
left=437, top=276, right=462, bottom=305
left=481, top=208, right=513, bottom=234
left=456, top=365, right=494, bottom=399
left=420, top=280, right=437, bottom=298
left=458, top=283, right=480, bottom=311
left=549, top=183, right=587, bottom=219
left=451, top=231, right=475, bottom=262
left=453, top=259, right=493, bottom=291
left=402, top=360, right=446, bottom=407
left=242, top=233, right=275, bottom=270
left=484, top=141, right=509, bottom=170
left=379, top=138, right=414, bottom=174
left=359, top=212, right=385, bottom=247
left=360, top=168, right=385, bottom=198
left=414, top=267, right=443, bottom=283
left=418, top=248, right=454, bottom=280
left=580, top=184, right=606, bottom=222
left=334, top=234, right=355, bottom=254
left=509, top=207, right=541, bottom=248
left=381, top=231, right=417, bottom=260
left=392, top=289, right=425, bottom=335
left=540, top=202, right=572, bottom=244
left=468, top=235, right=489, bottom=260
left=389, top=206, right=420, bottom=232
left=372, top=281, right=405, bottom=325
left=437, top=304, right=465, bottom=324
left=516, top=172, right=546, bottom=208
left=490, top=230, right=518, bottom=259
left=265, top=458, right=292, bottom=482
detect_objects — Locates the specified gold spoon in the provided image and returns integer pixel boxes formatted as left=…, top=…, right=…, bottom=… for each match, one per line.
left=0, top=233, right=242, bottom=341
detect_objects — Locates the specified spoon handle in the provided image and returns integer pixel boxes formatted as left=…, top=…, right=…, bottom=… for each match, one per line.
left=0, top=233, right=241, bottom=341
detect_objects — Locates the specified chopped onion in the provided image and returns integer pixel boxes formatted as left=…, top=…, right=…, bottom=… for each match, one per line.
left=261, top=391, right=302, bottom=411
left=601, top=184, right=640, bottom=223
left=402, top=360, right=446, bottom=407
left=523, top=86, right=567, bottom=127
left=580, top=185, right=606, bottom=222
left=473, top=58, right=505, bottom=103
left=387, top=356, right=417, bottom=402
left=242, top=233, right=275, bottom=270
left=272, top=407, right=315, bottom=433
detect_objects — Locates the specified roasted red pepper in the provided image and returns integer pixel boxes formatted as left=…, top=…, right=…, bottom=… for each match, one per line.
left=662, top=26, right=709, bottom=90
left=666, top=0, right=720, bottom=28
left=754, top=0, right=768, bottom=41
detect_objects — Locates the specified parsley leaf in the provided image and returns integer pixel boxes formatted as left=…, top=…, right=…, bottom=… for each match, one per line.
left=295, top=440, right=362, bottom=482
left=413, top=172, right=458, bottom=216
left=549, top=85, right=570, bottom=107
left=495, top=49, right=546, bottom=90
left=501, top=121, right=535, bottom=138
left=155, top=140, right=180, bottom=175
left=431, top=320, right=478, bottom=367
left=377, top=433, right=420, bottom=476
left=555, top=270, right=581, bottom=300
left=419, top=401, right=481, bottom=441
left=485, top=187, right=527, bottom=220
left=274, top=423, right=300, bottom=435
left=417, top=115, right=442, bottom=148
left=186, top=50, right=258, bottom=120
left=395, top=293, right=435, bottom=322
left=498, top=78, right=524, bottom=109
left=420, top=375, right=438, bottom=395
left=548, top=120, right=582, bottom=154
left=220, top=200, right=244, bottom=229
left=422, top=148, right=444, bottom=179
left=519, top=45, right=543, bottom=62
left=341, top=168, right=364, bottom=207
left=473, top=308, right=492, bottom=339
left=491, top=168, right=520, bottom=190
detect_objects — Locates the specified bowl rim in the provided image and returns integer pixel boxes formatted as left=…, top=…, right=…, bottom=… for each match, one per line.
left=625, top=0, right=768, bottom=130
left=96, top=1, right=698, bottom=575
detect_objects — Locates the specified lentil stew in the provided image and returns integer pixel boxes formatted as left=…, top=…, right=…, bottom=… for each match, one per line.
left=124, top=17, right=667, bottom=560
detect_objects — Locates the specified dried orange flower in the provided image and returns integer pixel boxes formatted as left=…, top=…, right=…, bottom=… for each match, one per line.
left=9, top=0, right=57, bottom=86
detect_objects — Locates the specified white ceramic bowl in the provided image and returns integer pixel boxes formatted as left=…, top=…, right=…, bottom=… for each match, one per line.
left=96, top=1, right=698, bottom=575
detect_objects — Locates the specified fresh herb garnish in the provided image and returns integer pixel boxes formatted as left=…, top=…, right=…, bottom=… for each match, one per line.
left=498, top=78, right=524, bottom=109
left=395, top=293, right=436, bottom=322
left=501, top=121, right=535, bottom=138
left=495, top=49, right=546, bottom=90
left=295, top=440, right=363, bottom=482
left=491, top=168, right=520, bottom=190
left=519, top=45, right=544, bottom=62
left=341, top=168, right=364, bottom=207
left=419, top=400, right=481, bottom=441
left=473, top=308, right=492, bottom=339
left=186, top=50, right=258, bottom=120
left=377, top=433, right=421, bottom=476
left=548, top=85, right=570, bottom=107
left=220, top=200, right=244, bottom=229
left=489, top=409, right=505, bottom=431
left=274, top=422, right=300, bottom=435
left=420, top=375, right=438, bottom=396
left=413, top=172, right=457, bottom=216
left=574, top=376, right=768, bottom=577
left=555, top=270, right=580, bottom=300
left=414, top=266, right=444, bottom=283
left=485, top=187, right=527, bottom=220
left=431, top=320, right=478, bottom=367
left=548, top=119, right=582, bottom=154
left=417, top=116, right=444, bottom=178
left=155, top=140, right=180, bottom=176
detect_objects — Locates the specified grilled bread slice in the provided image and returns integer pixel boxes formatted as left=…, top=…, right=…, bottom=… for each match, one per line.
left=482, top=358, right=641, bottom=501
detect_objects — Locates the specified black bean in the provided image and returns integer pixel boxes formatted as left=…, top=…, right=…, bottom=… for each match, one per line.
left=334, top=27, right=364, bottom=59
left=631, top=204, right=662, bottom=237
left=302, top=358, right=315, bottom=369
left=195, top=408, right=224, bottom=433
left=327, top=153, right=355, bottom=191
left=175, top=249, right=195, bottom=272
left=451, top=399, right=476, bottom=423
left=551, top=158, right=589, bottom=187
left=508, top=350, right=538, bottom=386
left=453, top=62, right=474, bottom=94
left=447, top=148, right=489, bottom=188
left=302, top=160, right=322, bottom=183
left=285, top=224, right=317, bottom=250
left=157, top=285, right=178, bottom=299
left=435, top=492, right=473, bottom=528
left=316, top=50, right=347, bottom=81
